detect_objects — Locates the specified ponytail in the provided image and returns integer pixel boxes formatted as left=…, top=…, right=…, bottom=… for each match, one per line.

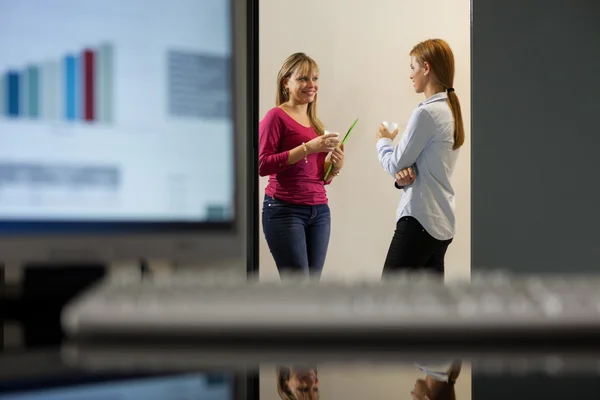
left=446, top=89, right=464, bottom=150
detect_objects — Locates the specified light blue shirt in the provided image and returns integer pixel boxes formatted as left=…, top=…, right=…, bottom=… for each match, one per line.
left=376, top=92, right=460, bottom=240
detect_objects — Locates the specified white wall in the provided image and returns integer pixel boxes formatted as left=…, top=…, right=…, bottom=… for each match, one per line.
left=258, top=0, right=471, bottom=282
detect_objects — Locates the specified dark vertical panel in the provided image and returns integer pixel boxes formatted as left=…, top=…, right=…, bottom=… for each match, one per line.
left=474, top=375, right=600, bottom=399
left=247, top=0, right=259, bottom=279
left=246, top=1, right=259, bottom=399
left=473, top=0, right=600, bottom=397
left=472, top=0, right=600, bottom=273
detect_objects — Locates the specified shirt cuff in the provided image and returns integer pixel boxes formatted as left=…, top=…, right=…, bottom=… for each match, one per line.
left=275, top=150, right=290, bottom=170
left=376, top=138, right=394, bottom=152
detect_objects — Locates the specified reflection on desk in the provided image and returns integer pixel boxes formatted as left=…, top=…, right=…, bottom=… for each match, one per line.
left=59, top=342, right=600, bottom=377
left=2, top=345, right=600, bottom=400
left=0, top=370, right=235, bottom=400
left=268, top=362, right=463, bottom=400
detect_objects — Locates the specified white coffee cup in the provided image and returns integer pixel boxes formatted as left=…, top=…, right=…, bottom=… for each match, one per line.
left=324, top=130, right=340, bottom=148
left=382, top=121, right=398, bottom=132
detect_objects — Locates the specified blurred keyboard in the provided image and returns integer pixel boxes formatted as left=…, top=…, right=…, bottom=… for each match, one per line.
left=61, top=271, right=600, bottom=341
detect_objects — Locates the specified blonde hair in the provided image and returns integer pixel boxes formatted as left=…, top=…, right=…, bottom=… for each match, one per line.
left=276, top=366, right=320, bottom=400
left=410, top=39, right=465, bottom=150
left=276, top=53, right=325, bottom=135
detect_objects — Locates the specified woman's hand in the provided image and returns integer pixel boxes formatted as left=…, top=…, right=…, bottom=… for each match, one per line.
left=307, top=133, right=340, bottom=154
left=395, top=166, right=416, bottom=186
left=330, top=144, right=345, bottom=170
left=376, top=124, right=399, bottom=141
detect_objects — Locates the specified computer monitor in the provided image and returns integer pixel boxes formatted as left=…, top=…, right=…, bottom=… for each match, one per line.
left=0, top=0, right=248, bottom=268
left=0, top=370, right=238, bottom=400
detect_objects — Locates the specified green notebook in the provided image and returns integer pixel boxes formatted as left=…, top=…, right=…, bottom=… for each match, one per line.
left=324, top=118, right=358, bottom=181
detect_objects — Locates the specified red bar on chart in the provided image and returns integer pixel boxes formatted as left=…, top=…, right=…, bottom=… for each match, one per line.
left=83, top=49, right=95, bottom=122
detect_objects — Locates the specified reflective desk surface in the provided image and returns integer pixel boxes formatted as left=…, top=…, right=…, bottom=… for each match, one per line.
left=2, top=323, right=600, bottom=400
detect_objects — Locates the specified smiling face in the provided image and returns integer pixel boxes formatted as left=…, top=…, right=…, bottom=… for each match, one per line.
left=278, top=366, right=320, bottom=400
left=283, top=62, right=319, bottom=105
left=288, top=366, right=319, bottom=399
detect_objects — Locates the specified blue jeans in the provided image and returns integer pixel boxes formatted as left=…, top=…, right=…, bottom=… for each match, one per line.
left=262, top=195, right=331, bottom=280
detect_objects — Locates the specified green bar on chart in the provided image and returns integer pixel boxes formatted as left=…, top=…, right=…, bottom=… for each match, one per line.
left=96, top=42, right=113, bottom=124
left=28, top=65, right=40, bottom=119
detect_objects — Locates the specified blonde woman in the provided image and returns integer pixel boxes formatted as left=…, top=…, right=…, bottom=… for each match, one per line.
left=259, top=53, right=344, bottom=280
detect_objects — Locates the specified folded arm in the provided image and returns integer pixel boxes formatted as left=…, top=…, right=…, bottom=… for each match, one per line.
left=394, top=165, right=417, bottom=190
left=376, top=108, right=435, bottom=178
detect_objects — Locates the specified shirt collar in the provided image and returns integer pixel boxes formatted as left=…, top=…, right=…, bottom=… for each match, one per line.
left=419, top=91, right=448, bottom=106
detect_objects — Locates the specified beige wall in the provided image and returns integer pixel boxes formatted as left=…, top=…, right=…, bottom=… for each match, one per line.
left=258, top=0, right=471, bottom=281
left=259, top=0, right=471, bottom=397
left=259, top=364, right=472, bottom=400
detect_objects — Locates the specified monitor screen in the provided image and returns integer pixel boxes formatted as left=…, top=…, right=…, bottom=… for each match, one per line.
left=0, top=0, right=236, bottom=235
left=0, top=372, right=236, bottom=400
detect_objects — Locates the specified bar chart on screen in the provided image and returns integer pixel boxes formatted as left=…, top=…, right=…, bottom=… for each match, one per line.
left=0, top=0, right=235, bottom=222
left=0, top=42, right=114, bottom=125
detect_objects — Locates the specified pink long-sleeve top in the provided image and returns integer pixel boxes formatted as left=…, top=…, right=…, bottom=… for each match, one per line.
left=258, top=107, right=329, bottom=205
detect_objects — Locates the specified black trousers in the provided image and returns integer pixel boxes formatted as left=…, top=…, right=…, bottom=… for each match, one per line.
left=382, top=216, right=453, bottom=277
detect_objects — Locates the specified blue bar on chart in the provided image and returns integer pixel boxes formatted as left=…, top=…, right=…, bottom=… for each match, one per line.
left=0, top=75, right=5, bottom=118
left=27, top=65, right=40, bottom=119
left=95, top=43, right=113, bottom=124
left=7, top=71, right=20, bottom=117
left=64, top=54, right=80, bottom=121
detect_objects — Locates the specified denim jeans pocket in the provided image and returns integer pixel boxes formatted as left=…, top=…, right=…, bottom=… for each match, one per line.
left=263, top=195, right=289, bottom=220
left=264, top=195, right=287, bottom=207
